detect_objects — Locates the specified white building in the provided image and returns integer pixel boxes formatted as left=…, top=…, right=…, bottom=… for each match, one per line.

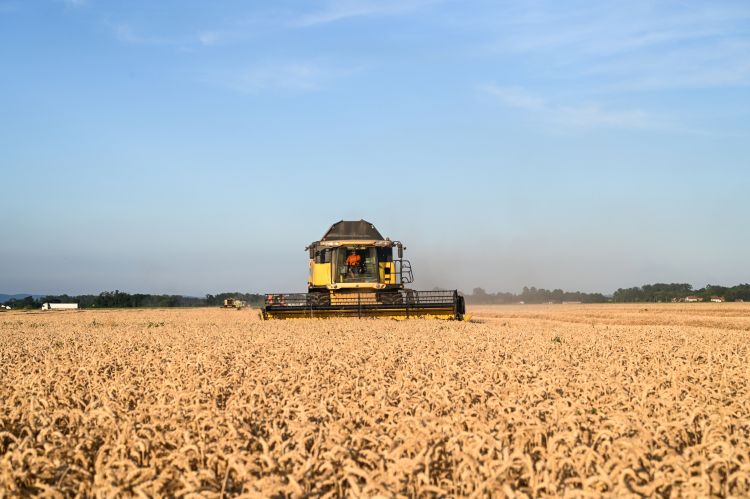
left=42, top=303, right=79, bottom=310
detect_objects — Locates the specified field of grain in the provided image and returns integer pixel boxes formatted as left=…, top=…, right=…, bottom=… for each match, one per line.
left=1, top=304, right=749, bottom=497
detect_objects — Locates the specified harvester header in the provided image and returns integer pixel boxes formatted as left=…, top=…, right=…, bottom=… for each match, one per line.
left=262, top=220, right=465, bottom=320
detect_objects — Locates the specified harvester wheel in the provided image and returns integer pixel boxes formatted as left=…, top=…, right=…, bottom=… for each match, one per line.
left=379, top=292, right=403, bottom=305
left=307, top=293, right=330, bottom=307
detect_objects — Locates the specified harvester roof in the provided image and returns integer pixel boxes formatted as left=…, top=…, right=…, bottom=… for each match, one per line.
left=320, top=220, right=384, bottom=241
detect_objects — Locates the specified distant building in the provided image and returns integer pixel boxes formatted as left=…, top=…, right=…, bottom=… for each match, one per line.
left=710, top=296, right=725, bottom=303
left=562, top=301, right=582, bottom=304
left=685, top=296, right=703, bottom=302
left=41, top=303, right=78, bottom=311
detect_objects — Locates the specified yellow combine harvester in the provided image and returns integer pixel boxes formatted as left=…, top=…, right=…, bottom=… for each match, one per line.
left=262, top=220, right=465, bottom=320
left=223, top=299, right=246, bottom=309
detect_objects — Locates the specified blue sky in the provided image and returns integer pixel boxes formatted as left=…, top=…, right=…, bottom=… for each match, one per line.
left=1, top=0, right=749, bottom=295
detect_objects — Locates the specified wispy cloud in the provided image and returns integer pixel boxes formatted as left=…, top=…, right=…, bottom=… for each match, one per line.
left=197, top=31, right=222, bottom=47
left=114, top=23, right=183, bottom=46
left=195, top=27, right=257, bottom=47
left=209, top=59, right=358, bottom=94
left=481, top=84, right=655, bottom=131
left=293, top=0, right=438, bottom=27
left=112, top=19, right=262, bottom=49
left=113, top=23, right=224, bottom=49
left=490, top=2, right=749, bottom=56
left=109, top=1, right=437, bottom=50
left=0, top=1, right=19, bottom=13
left=481, top=86, right=545, bottom=111
left=480, top=1, right=750, bottom=91
left=587, top=39, right=750, bottom=91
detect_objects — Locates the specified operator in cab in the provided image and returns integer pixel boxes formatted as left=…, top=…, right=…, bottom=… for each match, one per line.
left=346, top=249, right=362, bottom=276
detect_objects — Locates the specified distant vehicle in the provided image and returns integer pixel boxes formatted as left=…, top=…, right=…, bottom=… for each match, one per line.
left=42, top=303, right=78, bottom=310
left=0, top=305, right=10, bottom=310
left=223, top=299, right=246, bottom=309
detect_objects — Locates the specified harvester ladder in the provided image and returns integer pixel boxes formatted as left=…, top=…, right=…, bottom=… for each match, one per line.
left=398, top=260, right=414, bottom=284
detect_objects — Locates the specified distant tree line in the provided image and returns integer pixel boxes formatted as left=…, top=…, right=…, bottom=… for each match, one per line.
left=4, top=283, right=750, bottom=309
left=466, top=286, right=608, bottom=304
left=2, top=291, right=266, bottom=310
left=465, top=283, right=750, bottom=304
left=612, top=283, right=750, bottom=302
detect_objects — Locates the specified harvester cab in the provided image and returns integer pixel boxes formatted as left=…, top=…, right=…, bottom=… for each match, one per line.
left=262, top=220, right=465, bottom=320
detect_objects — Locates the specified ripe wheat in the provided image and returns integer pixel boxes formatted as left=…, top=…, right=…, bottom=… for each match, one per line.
left=1, top=304, right=748, bottom=496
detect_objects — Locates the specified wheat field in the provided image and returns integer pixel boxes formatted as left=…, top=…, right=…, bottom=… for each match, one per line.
left=1, top=304, right=749, bottom=497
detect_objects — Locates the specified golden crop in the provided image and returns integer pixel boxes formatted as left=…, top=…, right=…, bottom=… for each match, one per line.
left=1, top=304, right=749, bottom=497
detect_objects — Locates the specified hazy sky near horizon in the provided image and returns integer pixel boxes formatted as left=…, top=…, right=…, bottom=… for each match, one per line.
left=1, top=0, right=749, bottom=296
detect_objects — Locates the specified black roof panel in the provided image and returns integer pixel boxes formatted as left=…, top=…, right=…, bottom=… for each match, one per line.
left=321, top=220, right=384, bottom=241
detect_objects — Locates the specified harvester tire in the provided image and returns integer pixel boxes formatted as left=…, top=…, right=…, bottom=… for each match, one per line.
left=379, top=292, right=403, bottom=305
left=307, top=293, right=330, bottom=307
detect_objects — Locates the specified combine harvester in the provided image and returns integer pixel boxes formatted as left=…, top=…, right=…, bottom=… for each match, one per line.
left=262, top=220, right=465, bottom=320
left=222, top=298, right=246, bottom=309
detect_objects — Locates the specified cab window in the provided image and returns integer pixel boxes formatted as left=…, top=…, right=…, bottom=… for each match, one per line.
left=315, top=249, right=331, bottom=263
left=377, top=247, right=393, bottom=262
left=336, top=247, right=378, bottom=283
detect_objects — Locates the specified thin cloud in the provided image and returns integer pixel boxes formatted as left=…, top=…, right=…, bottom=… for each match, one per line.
left=114, top=24, right=181, bottom=46
left=111, top=1, right=437, bottom=49
left=198, top=31, right=221, bottom=46
left=113, top=23, right=216, bottom=48
left=293, top=0, right=439, bottom=27
left=481, top=84, right=654, bottom=131
left=586, top=40, right=750, bottom=91
left=480, top=85, right=545, bottom=111
left=0, top=1, right=19, bottom=13
left=480, top=1, right=750, bottom=91
left=113, top=20, right=261, bottom=49
left=237, top=62, right=328, bottom=93
left=210, top=60, right=359, bottom=94
left=195, top=27, right=259, bottom=47
left=491, top=2, right=749, bottom=57
left=556, top=105, right=650, bottom=130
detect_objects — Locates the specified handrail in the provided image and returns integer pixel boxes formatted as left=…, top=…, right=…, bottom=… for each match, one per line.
left=397, top=259, right=414, bottom=284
